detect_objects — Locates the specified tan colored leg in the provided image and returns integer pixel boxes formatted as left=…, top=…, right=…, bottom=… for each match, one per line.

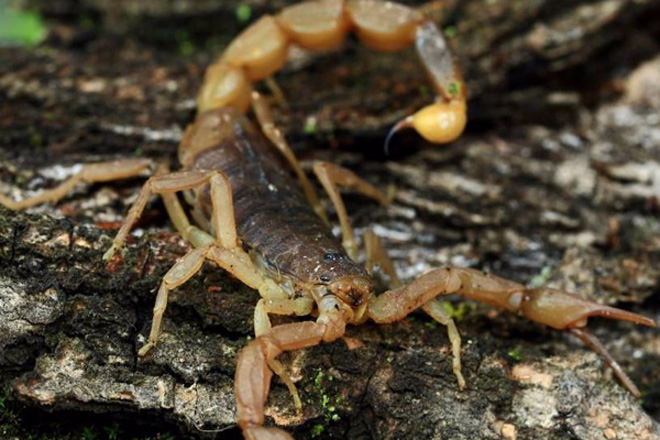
left=251, top=91, right=328, bottom=223
left=422, top=298, right=465, bottom=389
left=152, top=163, right=195, bottom=240
left=253, top=296, right=315, bottom=412
left=103, top=169, right=238, bottom=260
left=138, top=237, right=289, bottom=356
left=367, top=266, right=655, bottom=396
left=138, top=243, right=211, bottom=357
left=364, top=229, right=400, bottom=287
left=117, top=165, right=288, bottom=355
left=0, top=158, right=151, bottom=211
left=313, top=161, right=390, bottom=260
left=264, top=76, right=289, bottom=110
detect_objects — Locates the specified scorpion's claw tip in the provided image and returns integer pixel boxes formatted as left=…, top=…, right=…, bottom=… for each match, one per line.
left=384, top=117, right=414, bottom=156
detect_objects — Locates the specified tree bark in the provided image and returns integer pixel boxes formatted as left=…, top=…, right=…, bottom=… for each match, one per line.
left=1, top=1, right=660, bottom=439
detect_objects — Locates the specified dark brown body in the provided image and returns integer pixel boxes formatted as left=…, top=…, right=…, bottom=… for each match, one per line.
left=184, top=109, right=368, bottom=288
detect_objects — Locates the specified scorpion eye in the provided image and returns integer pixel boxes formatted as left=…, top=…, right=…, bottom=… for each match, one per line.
left=324, top=252, right=341, bottom=261
left=320, top=275, right=331, bottom=282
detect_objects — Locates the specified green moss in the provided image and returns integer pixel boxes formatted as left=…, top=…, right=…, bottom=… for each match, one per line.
left=441, top=301, right=476, bottom=321
left=447, top=81, right=462, bottom=97
left=304, top=119, right=318, bottom=135
left=311, top=424, right=325, bottom=437
left=236, top=4, right=252, bottom=24
left=103, top=424, right=121, bottom=440
left=0, top=2, right=47, bottom=47
left=29, top=133, right=43, bottom=148
left=174, top=30, right=196, bottom=57
left=529, top=266, right=552, bottom=289
left=312, top=369, right=343, bottom=427
left=81, top=427, right=96, bottom=440
left=508, top=346, right=524, bottom=361
left=78, top=14, right=96, bottom=31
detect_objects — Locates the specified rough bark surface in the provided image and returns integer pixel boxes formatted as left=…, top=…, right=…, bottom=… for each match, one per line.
left=1, top=1, right=660, bottom=439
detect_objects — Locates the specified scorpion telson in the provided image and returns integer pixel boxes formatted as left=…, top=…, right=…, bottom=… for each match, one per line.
left=0, top=1, right=656, bottom=440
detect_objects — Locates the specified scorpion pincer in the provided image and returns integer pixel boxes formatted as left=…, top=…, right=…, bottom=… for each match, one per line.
left=0, top=1, right=655, bottom=440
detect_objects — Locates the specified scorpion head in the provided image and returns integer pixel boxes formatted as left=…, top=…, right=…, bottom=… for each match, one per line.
left=325, top=275, right=374, bottom=323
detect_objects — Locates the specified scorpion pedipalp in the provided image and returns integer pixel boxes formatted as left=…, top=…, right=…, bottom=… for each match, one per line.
left=368, top=267, right=654, bottom=398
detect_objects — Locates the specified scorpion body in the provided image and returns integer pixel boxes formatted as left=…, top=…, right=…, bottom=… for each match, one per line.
left=0, top=1, right=656, bottom=440
left=187, top=109, right=368, bottom=296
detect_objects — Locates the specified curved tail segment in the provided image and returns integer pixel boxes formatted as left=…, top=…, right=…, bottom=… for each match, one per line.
left=196, top=0, right=467, bottom=147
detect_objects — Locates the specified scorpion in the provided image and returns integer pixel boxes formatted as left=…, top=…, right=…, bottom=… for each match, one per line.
left=0, top=1, right=656, bottom=439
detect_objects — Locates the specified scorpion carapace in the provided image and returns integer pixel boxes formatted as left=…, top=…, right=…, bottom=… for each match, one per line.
left=0, top=2, right=656, bottom=440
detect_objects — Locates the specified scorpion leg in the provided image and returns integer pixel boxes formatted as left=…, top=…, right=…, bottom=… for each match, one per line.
left=368, top=267, right=655, bottom=396
left=0, top=158, right=151, bottom=211
left=364, top=230, right=465, bottom=387
left=313, top=161, right=390, bottom=260
left=364, top=229, right=400, bottom=287
left=103, top=169, right=244, bottom=259
left=138, top=243, right=211, bottom=357
left=130, top=169, right=289, bottom=355
left=422, top=298, right=466, bottom=389
left=138, top=241, right=289, bottom=356
left=251, top=91, right=328, bottom=223
left=264, top=77, right=289, bottom=110
left=254, top=297, right=315, bottom=412
left=150, top=162, right=196, bottom=240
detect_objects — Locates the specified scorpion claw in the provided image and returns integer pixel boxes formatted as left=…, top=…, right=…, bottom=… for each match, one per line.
left=570, top=328, right=642, bottom=398
left=519, top=288, right=656, bottom=330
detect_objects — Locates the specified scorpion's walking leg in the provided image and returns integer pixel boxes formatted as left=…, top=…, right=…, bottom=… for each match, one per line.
left=103, top=169, right=245, bottom=259
left=251, top=90, right=328, bottom=223
left=364, top=229, right=465, bottom=388
left=313, top=162, right=390, bottom=260
left=0, top=159, right=151, bottom=211
left=137, top=239, right=289, bottom=356
left=422, top=298, right=466, bottom=389
left=364, top=229, right=400, bottom=287
left=368, top=267, right=655, bottom=396
left=102, top=168, right=286, bottom=354
left=253, top=296, right=315, bottom=411
left=151, top=162, right=195, bottom=239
